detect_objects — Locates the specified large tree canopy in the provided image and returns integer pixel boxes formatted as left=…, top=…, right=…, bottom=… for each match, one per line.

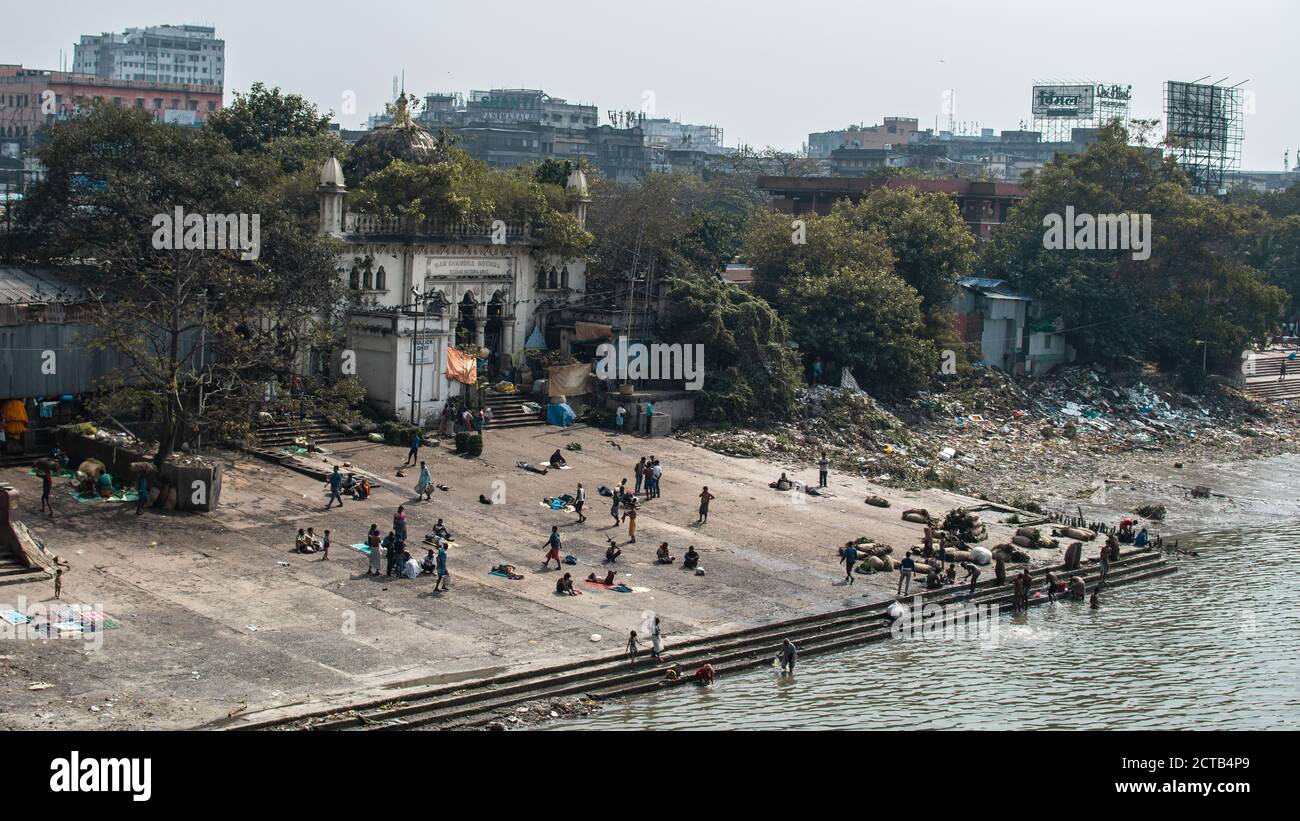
left=978, top=122, right=1285, bottom=378
left=743, top=207, right=937, bottom=397
left=657, top=273, right=803, bottom=422
left=15, top=97, right=356, bottom=464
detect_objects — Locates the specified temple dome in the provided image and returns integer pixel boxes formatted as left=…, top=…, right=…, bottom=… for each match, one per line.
left=350, top=94, right=439, bottom=179
left=566, top=165, right=590, bottom=199
left=319, top=155, right=345, bottom=188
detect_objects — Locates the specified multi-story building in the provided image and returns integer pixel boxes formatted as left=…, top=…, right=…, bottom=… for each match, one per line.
left=72, top=24, right=224, bottom=89
left=808, top=117, right=920, bottom=159
left=349, top=88, right=651, bottom=183
left=0, top=65, right=224, bottom=200
left=757, top=175, right=1026, bottom=241
left=642, top=117, right=724, bottom=151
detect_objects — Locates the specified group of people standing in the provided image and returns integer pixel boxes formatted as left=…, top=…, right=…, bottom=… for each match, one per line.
left=362, top=506, right=450, bottom=591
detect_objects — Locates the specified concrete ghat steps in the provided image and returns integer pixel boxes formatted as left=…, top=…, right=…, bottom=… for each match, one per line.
left=0, top=553, right=47, bottom=587
left=404, top=558, right=1171, bottom=731
left=228, top=548, right=1171, bottom=731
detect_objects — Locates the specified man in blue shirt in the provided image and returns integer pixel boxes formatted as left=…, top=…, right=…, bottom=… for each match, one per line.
left=404, top=430, right=422, bottom=466
left=840, top=541, right=858, bottom=584
left=543, top=526, right=563, bottom=570
left=326, top=466, right=344, bottom=509
left=898, top=550, right=916, bottom=595
left=434, top=544, right=449, bottom=591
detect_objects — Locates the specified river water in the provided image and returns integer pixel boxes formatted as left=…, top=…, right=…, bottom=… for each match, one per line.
left=560, top=465, right=1300, bottom=730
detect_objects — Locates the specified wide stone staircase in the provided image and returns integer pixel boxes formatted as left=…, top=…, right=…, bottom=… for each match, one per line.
left=1242, top=350, right=1300, bottom=402
left=0, top=541, right=47, bottom=587
left=482, top=390, right=546, bottom=430
left=250, top=415, right=368, bottom=450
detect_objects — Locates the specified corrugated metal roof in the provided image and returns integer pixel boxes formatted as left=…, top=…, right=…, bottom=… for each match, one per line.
left=0, top=267, right=91, bottom=305
left=957, top=276, right=1007, bottom=290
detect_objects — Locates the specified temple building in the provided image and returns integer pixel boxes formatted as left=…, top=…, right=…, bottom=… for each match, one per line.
left=315, top=97, right=590, bottom=423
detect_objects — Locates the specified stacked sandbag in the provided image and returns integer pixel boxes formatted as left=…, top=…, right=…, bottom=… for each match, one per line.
left=901, top=508, right=932, bottom=525
left=969, top=546, right=993, bottom=566
left=1053, top=526, right=1096, bottom=541
left=857, top=543, right=894, bottom=559
left=1011, top=527, right=1052, bottom=549
left=1062, top=541, right=1084, bottom=570
left=942, top=507, right=987, bottom=542
left=992, top=543, right=1031, bottom=564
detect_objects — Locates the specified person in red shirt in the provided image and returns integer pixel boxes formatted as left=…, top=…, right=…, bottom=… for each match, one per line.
left=694, top=663, right=715, bottom=686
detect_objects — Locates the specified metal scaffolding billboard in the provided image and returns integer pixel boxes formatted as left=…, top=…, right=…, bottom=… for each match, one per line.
left=1164, top=80, right=1243, bottom=195
left=1031, top=82, right=1131, bottom=143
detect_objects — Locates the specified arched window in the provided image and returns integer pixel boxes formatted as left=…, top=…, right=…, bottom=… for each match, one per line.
left=349, top=266, right=360, bottom=290
left=375, top=265, right=387, bottom=291
left=363, top=266, right=373, bottom=290
left=548, top=266, right=558, bottom=290
left=536, top=264, right=547, bottom=290
left=560, top=265, right=570, bottom=290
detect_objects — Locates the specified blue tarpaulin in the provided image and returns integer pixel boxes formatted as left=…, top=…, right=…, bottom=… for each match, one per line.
left=546, top=402, right=576, bottom=427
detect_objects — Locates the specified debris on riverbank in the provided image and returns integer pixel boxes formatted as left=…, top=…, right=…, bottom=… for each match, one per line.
left=678, top=364, right=1300, bottom=508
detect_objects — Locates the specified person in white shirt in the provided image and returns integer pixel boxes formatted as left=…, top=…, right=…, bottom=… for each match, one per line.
left=575, top=483, right=587, bottom=523
left=402, top=552, right=421, bottom=579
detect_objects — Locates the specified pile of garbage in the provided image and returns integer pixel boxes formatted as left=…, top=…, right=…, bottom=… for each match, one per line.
left=679, top=386, right=926, bottom=483
left=679, top=362, right=1300, bottom=502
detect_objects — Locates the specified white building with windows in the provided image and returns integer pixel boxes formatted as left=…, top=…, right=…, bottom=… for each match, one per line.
left=73, top=24, right=225, bottom=89
left=315, top=151, right=590, bottom=423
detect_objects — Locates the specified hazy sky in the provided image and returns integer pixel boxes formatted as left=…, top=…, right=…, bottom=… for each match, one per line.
left=5, top=0, right=1297, bottom=169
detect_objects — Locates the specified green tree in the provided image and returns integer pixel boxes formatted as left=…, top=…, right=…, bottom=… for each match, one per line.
left=778, top=264, right=937, bottom=397
left=206, top=82, right=333, bottom=160
left=16, top=102, right=356, bottom=465
left=831, top=187, right=974, bottom=327
left=978, top=122, right=1285, bottom=378
left=657, top=274, right=802, bottom=421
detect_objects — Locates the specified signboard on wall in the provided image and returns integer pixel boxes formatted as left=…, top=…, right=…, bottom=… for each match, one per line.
left=411, top=339, right=437, bottom=365
left=425, top=257, right=510, bottom=279
left=1031, top=84, right=1095, bottom=118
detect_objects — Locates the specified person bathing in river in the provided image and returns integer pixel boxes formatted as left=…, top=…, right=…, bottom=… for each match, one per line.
left=961, top=561, right=980, bottom=595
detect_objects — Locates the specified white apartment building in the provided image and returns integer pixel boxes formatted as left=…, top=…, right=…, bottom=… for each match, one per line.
left=73, top=24, right=224, bottom=89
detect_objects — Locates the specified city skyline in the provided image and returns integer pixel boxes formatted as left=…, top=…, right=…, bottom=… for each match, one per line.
left=2, top=0, right=1297, bottom=169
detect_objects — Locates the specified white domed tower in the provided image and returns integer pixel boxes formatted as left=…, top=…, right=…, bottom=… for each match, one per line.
left=317, top=155, right=347, bottom=237
left=566, top=164, right=591, bottom=229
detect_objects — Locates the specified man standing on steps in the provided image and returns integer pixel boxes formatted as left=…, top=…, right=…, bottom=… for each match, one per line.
left=404, top=429, right=422, bottom=467
left=326, top=466, right=344, bottom=509
left=898, top=550, right=915, bottom=595
left=961, top=561, right=980, bottom=596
